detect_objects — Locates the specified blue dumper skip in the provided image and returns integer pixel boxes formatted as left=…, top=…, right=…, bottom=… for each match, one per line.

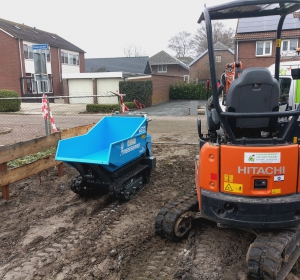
left=55, top=115, right=156, bottom=199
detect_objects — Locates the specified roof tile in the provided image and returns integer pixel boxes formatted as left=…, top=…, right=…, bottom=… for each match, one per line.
left=149, top=50, right=189, bottom=70
left=235, top=30, right=300, bottom=40
left=85, top=57, right=151, bottom=74
left=0, top=18, right=84, bottom=53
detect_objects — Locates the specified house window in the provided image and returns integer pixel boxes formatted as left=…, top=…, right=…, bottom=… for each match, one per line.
left=35, top=74, right=53, bottom=93
left=24, top=73, right=53, bottom=94
left=158, top=64, right=167, bottom=73
left=24, top=44, right=33, bottom=59
left=61, top=52, right=68, bottom=64
left=216, top=55, right=221, bottom=63
left=45, top=49, right=50, bottom=62
left=256, top=41, right=272, bottom=56
left=24, top=44, right=50, bottom=61
left=282, top=39, right=298, bottom=52
left=61, top=51, right=79, bottom=65
left=184, top=75, right=189, bottom=83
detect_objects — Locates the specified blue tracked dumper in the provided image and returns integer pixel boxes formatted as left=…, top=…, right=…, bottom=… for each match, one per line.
left=55, top=115, right=156, bottom=200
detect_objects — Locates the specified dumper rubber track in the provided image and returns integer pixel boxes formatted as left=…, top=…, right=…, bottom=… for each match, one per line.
left=70, top=175, right=91, bottom=196
left=247, top=226, right=300, bottom=280
left=109, top=164, right=150, bottom=200
left=155, top=192, right=198, bottom=241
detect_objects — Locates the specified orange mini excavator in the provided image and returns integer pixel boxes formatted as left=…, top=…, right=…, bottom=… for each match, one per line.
left=155, top=1, right=300, bottom=279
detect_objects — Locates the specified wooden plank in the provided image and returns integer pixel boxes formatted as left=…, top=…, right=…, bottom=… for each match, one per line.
left=1, top=185, right=10, bottom=200
left=0, top=124, right=95, bottom=164
left=0, top=163, right=7, bottom=172
left=57, top=163, right=63, bottom=177
left=61, top=123, right=95, bottom=139
left=0, top=155, right=60, bottom=187
left=0, top=133, right=61, bottom=164
left=0, top=163, right=9, bottom=200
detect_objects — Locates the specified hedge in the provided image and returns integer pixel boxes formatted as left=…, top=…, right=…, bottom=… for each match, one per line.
left=86, top=104, right=120, bottom=113
left=170, top=82, right=211, bottom=100
left=125, top=102, right=135, bottom=109
left=0, top=90, right=21, bottom=112
left=119, top=80, right=152, bottom=107
left=86, top=102, right=135, bottom=113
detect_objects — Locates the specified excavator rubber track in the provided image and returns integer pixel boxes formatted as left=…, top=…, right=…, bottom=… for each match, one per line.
left=155, top=192, right=198, bottom=241
left=155, top=191, right=300, bottom=279
left=247, top=226, right=300, bottom=280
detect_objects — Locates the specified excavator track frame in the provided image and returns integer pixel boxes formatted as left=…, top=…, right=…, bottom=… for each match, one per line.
left=155, top=192, right=198, bottom=241
left=155, top=192, right=300, bottom=279
left=247, top=227, right=300, bottom=280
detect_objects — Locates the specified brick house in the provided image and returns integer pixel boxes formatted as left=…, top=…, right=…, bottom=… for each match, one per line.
left=189, top=42, right=234, bottom=83
left=149, top=50, right=190, bottom=81
left=0, top=18, right=85, bottom=99
left=235, top=13, right=300, bottom=69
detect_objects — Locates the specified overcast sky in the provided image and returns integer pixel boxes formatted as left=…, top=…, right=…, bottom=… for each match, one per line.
left=0, top=0, right=237, bottom=58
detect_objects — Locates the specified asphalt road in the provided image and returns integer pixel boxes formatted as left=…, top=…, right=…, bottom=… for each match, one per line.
left=139, top=100, right=206, bottom=116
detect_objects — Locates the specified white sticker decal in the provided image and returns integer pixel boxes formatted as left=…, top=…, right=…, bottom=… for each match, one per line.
left=121, top=143, right=140, bottom=155
left=127, top=138, right=136, bottom=146
left=244, top=152, right=281, bottom=163
left=139, top=126, right=146, bottom=133
left=274, top=175, right=284, bottom=182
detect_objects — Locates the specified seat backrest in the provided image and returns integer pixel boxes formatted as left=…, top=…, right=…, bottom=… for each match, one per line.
left=226, top=67, right=279, bottom=128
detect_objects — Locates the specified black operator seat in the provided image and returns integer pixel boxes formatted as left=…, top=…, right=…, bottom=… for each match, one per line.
left=226, top=67, right=279, bottom=130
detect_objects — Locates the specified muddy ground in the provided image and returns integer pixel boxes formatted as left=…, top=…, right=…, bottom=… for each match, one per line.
left=1, top=116, right=300, bottom=280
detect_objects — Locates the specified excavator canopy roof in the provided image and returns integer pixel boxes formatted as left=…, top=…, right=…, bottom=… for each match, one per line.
left=198, top=0, right=300, bottom=23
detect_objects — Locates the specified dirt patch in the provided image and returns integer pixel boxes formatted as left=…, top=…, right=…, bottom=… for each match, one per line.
left=1, top=116, right=300, bottom=280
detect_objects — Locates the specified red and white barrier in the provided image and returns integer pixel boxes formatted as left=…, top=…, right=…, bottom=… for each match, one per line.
left=42, top=94, right=57, bottom=133
left=114, top=90, right=129, bottom=113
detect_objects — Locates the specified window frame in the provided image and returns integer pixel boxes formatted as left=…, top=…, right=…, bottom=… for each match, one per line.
left=24, top=44, right=33, bottom=59
left=45, top=49, right=51, bottom=62
left=158, top=64, right=167, bottom=73
left=281, top=39, right=298, bottom=52
left=36, top=74, right=53, bottom=94
left=24, top=44, right=51, bottom=61
left=25, top=74, right=52, bottom=94
left=61, top=51, right=80, bottom=66
left=184, top=75, right=189, bottom=82
left=28, top=45, right=33, bottom=59
left=256, top=41, right=272, bottom=56
left=215, top=55, right=221, bottom=63
left=24, top=44, right=28, bottom=59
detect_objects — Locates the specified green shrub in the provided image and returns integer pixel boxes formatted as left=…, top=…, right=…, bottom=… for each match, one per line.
left=170, top=82, right=211, bottom=100
left=0, top=90, right=21, bottom=112
left=86, top=104, right=120, bottom=113
left=119, top=81, right=152, bottom=107
left=124, top=102, right=135, bottom=109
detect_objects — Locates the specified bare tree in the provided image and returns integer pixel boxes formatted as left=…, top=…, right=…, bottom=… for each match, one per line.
left=167, top=31, right=194, bottom=58
left=124, top=44, right=146, bottom=57
left=192, top=21, right=235, bottom=55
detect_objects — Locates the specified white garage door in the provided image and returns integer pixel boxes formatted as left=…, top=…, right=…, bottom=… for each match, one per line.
left=97, top=78, right=121, bottom=104
left=68, top=79, right=93, bottom=104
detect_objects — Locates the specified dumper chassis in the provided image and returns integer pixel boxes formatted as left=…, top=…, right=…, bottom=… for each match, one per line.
left=70, top=161, right=151, bottom=200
